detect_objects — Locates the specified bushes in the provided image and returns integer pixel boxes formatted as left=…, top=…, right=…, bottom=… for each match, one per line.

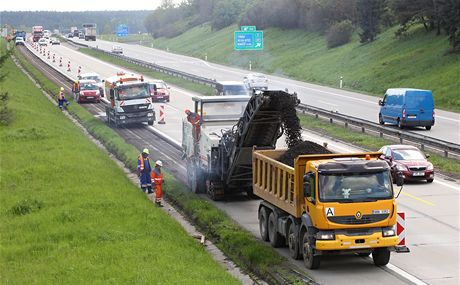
left=326, top=20, right=354, bottom=48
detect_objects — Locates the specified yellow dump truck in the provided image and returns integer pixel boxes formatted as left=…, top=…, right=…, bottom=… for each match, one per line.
left=253, top=150, right=402, bottom=269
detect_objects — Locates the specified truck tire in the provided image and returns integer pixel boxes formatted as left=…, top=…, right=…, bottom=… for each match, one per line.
left=258, top=207, right=269, bottom=242
left=425, top=126, right=431, bottom=130
left=379, top=114, right=384, bottom=125
left=397, top=118, right=404, bottom=129
left=302, top=231, right=320, bottom=269
left=268, top=212, right=284, bottom=247
left=288, top=223, right=302, bottom=260
left=148, top=120, right=154, bottom=126
left=206, top=180, right=224, bottom=200
left=372, top=247, right=390, bottom=266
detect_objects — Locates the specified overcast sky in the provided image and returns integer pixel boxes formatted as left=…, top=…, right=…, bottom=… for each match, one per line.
left=1, top=0, right=177, bottom=11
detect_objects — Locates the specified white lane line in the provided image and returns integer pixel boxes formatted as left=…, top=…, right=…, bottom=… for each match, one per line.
left=436, top=115, right=460, bottom=122
left=433, top=179, right=460, bottom=192
left=317, top=100, right=339, bottom=107
left=386, top=263, right=428, bottom=285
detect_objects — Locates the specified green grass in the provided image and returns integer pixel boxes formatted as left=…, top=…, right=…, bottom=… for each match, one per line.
left=1, top=42, right=240, bottom=284
left=299, top=113, right=460, bottom=178
left=102, top=23, right=460, bottom=112
left=7, top=42, right=307, bottom=283
left=78, top=48, right=214, bottom=96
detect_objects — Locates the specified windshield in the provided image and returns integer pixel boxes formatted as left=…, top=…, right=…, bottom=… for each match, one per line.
left=201, top=101, right=247, bottom=121
left=393, top=149, right=425, bottom=160
left=319, top=172, right=393, bottom=202
left=81, top=83, right=98, bottom=90
left=223, top=85, right=249, bottom=96
left=117, top=84, right=149, bottom=100
left=150, top=82, right=167, bottom=89
left=82, top=76, right=101, bottom=83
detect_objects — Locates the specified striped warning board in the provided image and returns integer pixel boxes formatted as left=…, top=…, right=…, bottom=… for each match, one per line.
left=396, top=212, right=410, bottom=253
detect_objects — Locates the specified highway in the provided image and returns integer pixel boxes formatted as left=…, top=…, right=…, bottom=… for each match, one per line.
left=71, top=38, right=460, bottom=146
left=23, top=41, right=460, bottom=285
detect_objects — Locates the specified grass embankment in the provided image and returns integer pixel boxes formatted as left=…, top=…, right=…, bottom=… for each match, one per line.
left=0, top=42, right=240, bottom=284
left=6, top=43, right=301, bottom=283
left=299, top=114, right=460, bottom=178
left=102, top=23, right=459, bottom=112
left=78, top=48, right=214, bottom=96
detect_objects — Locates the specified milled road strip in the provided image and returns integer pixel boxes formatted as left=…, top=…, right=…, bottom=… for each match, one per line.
left=11, top=53, right=263, bottom=285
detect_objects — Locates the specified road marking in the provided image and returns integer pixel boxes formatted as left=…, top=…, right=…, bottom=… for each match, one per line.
left=386, top=263, right=428, bottom=285
left=400, top=191, right=435, bottom=206
left=317, top=100, right=339, bottom=107
left=433, top=178, right=460, bottom=192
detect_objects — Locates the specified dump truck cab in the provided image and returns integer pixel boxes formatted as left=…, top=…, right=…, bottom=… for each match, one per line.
left=254, top=151, right=400, bottom=269
left=104, top=72, right=155, bottom=127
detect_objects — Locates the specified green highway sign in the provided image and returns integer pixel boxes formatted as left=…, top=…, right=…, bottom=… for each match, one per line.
left=241, top=26, right=256, bottom=32
left=234, top=30, right=264, bottom=50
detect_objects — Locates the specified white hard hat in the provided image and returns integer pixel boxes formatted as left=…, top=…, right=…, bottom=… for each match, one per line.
left=155, top=160, right=163, bottom=167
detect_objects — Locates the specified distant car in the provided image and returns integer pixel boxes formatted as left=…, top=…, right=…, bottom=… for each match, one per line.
left=378, top=145, right=434, bottom=183
left=111, top=45, right=123, bottom=54
left=214, top=81, right=250, bottom=96
left=15, top=37, right=25, bottom=46
left=38, top=38, right=49, bottom=46
left=50, top=37, right=60, bottom=45
left=67, top=33, right=73, bottom=38
left=78, top=72, right=104, bottom=97
left=243, top=73, right=269, bottom=90
left=76, top=80, right=101, bottom=103
left=149, top=80, right=171, bottom=102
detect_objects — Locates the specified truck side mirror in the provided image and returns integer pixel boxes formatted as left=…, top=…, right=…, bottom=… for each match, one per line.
left=378, top=100, right=384, bottom=106
left=303, top=173, right=312, bottom=197
left=395, top=172, right=404, bottom=187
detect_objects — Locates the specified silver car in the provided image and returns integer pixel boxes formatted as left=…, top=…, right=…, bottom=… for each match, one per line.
left=243, top=73, right=269, bottom=90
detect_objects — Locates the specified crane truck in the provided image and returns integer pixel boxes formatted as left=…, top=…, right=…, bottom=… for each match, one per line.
left=104, top=72, right=155, bottom=128
left=182, top=90, right=299, bottom=200
left=253, top=150, right=403, bottom=269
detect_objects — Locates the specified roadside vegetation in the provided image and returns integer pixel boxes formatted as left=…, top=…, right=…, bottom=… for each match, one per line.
left=8, top=42, right=311, bottom=283
left=78, top=47, right=214, bottom=96
left=299, top=113, right=460, bottom=178
left=1, top=41, right=241, bottom=284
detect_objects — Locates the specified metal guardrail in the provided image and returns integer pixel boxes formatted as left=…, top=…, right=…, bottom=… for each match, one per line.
left=67, top=39, right=460, bottom=158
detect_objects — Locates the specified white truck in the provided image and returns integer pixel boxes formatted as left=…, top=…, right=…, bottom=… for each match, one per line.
left=82, top=23, right=97, bottom=41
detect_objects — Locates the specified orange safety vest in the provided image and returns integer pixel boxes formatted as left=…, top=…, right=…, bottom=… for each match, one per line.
left=151, top=168, right=164, bottom=201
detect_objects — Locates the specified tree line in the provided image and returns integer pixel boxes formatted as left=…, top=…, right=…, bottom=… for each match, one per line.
left=2, top=11, right=151, bottom=35
left=144, top=0, right=460, bottom=51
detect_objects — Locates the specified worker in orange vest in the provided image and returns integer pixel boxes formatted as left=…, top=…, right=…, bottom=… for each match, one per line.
left=137, top=148, right=153, bottom=194
left=185, top=109, right=201, bottom=141
left=72, top=80, right=81, bottom=102
left=151, top=160, right=164, bottom=207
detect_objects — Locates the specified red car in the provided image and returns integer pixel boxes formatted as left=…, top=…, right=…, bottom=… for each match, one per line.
left=378, top=145, right=434, bottom=183
left=77, top=80, right=101, bottom=103
left=149, top=80, right=170, bottom=102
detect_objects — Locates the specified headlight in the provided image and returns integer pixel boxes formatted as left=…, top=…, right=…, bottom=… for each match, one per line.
left=147, top=112, right=154, bottom=117
left=316, top=231, right=335, bottom=240
left=382, top=227, right=396, bottom=237
left=396, top=164, right=407, bottom=171
left=427, top=163, right=433, bottom=170
left=119, top=116, right=126, bottom=120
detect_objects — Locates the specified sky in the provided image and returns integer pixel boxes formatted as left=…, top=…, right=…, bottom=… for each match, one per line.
left=1, top=0, right=177, bottom=11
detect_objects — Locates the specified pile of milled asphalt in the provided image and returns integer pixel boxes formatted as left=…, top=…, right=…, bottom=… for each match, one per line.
left=274, top=91, right=332, bottom=167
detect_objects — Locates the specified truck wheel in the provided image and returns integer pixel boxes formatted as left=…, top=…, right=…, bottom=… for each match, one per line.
left=302, top=231, right=320, bottom=269
left=258, top=207, right=269, bottom=242
left=206, top=179, right=224, bottom=200
left=379, top=114, right=384, bottom=125
left=425, top=126, right=432, bottom=130
left=288, top=223, right=302, bottom=259
left=268, top=212, right=284, bottom=247
left=148, top=121, right=154, bottom=126
left=372, top=247, right=390, bottom=266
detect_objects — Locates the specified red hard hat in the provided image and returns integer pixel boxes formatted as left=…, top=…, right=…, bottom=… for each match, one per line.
left=185, top=109, right=191, bottom=114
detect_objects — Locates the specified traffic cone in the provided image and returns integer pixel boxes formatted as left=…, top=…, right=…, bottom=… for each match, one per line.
left=59, top=57, right=62, bottom=67
left=52, top=54, right=55, bottom=62
left=47, top=51, right=50, bottom=59
left=158, top=104, right=166, bottom=124
left=78, top=66, right=81, bottom=76
left=67, top=61, right=71, bottom=72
